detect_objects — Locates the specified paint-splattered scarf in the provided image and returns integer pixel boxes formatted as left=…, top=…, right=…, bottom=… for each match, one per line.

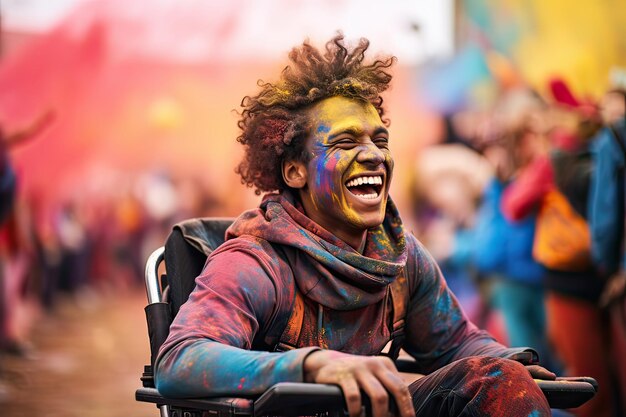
left=226, top=191, right=407, bottom=310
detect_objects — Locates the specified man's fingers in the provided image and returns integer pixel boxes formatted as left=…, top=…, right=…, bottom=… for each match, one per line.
left=379, top=355, right=398, bottom=372
left=305, top=353, right=413, bottom=417
left=357, top=371, right=389, bottom=417
left=339, top=378, right=363, bottom=417
left=526, top=365, right=556, bottom=380
left=376, top=369, right=415, bottom=417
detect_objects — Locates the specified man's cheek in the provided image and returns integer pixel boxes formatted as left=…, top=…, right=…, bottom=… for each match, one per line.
left=311, top=157, right=339, bottom=208
left=385, top=153, right=394, bottom=182
left=321, top=153, right=348, bottom=184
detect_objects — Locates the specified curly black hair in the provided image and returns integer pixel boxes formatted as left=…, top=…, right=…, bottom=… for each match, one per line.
left=235, top=33, right=396, bottom=194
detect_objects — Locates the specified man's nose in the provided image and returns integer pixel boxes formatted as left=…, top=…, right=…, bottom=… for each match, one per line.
left=356, top=141, right=385, bottom=165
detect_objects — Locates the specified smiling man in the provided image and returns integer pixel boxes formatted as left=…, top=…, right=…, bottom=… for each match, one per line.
left=155, top=35, right=554, bottom=417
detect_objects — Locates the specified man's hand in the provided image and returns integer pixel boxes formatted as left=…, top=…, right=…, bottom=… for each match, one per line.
left=526, top=365, right=556, bottom=380
left=303, top=350, right=415, bottom=417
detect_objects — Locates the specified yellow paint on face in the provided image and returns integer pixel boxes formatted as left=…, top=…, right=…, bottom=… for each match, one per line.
left=297, top=96, right=394, bottom=248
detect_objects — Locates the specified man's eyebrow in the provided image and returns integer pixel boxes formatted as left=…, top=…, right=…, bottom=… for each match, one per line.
left=327, top=127, right=362, bottom=141
left=373, top=127, right=389, bottom=136
left=327, top=126, right=389, bottom=141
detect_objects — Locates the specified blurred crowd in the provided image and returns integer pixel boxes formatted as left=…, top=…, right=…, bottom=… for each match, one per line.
left=413, top=78, right=626, bottom=417
left=0, top=149, right=224, bottom=359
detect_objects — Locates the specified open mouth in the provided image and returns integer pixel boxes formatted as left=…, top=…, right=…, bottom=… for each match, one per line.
left=345, top=175, right=384, bottom=200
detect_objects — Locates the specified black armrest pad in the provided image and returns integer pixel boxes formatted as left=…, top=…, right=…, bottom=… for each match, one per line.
left=137, top=384, right=345, bottom=417
left=136, top=387, right=253, bottom=416
left=254, top=379, right=599, bottom=413
left=254, top=383, right=345, bottom=416
left=537, top=377, right=597, bottom=409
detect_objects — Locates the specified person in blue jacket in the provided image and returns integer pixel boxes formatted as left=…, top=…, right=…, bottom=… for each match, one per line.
left=588, top=89, right=626, bottom=281
left=473, top=173, right=551, bottom=366
left=587, top=88, right=626, bottom=414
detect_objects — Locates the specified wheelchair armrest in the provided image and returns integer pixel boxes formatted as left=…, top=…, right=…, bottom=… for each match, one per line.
left=536, top=377, right=598, bottom=409
left=136, top=384, right=346, bottom=417
left=254, top=382, right=345, bottom=416
left=252, top=378, right=599, bottom=415
left=136, top=387, right=253, bottom=416
left=138, top=374, right=598, bottom=417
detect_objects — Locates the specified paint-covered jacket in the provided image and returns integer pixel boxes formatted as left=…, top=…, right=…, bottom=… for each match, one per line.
left=155, top=192, right=530, bottom=398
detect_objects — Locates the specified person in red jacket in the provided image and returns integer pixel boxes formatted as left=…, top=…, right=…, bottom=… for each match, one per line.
left=156, top=34, right=555, bottom=417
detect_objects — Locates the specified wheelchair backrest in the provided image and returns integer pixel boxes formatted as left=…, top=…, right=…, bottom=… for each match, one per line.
left=164, top=217, right=234, bottom=317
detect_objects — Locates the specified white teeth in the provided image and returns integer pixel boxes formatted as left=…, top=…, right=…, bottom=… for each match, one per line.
left=345, top=175, right=383, bottom=188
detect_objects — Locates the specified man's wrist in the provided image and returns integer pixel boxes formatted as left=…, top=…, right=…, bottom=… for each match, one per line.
left=301, top=347, right=324, bottom=382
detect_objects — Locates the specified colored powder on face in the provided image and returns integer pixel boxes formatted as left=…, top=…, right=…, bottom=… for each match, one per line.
left=304, top=96, right=392, bottom=236
left=489, top=369, right=502, bottom=377
left=317, top=124, right=330, bottom=134
left=527, top=410, right=541, bottom=417
left=314, top=150, right=330, bottom=189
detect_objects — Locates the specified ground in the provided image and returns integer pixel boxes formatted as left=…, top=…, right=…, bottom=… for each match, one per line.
left=1, top=288, right=155, bottom=417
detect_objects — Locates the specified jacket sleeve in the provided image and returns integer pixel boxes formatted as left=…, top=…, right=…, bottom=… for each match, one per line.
left=501, top=156, right=553, bottom=221
left=155, top=240, right=319, bottom=397
left=588, top=128, right=624, bottom=276
left=403, top=235, right=536, bottom=374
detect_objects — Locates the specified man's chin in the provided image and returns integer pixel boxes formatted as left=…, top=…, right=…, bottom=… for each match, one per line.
left=351, top=211, right=386, bottom=231
left=342, top=195, right=388, bottom=230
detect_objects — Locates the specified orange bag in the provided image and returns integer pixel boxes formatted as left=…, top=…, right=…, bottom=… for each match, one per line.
left=533, top=189, right=591, bottom=271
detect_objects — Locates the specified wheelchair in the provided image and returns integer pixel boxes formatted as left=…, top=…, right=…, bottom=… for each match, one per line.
left=136, top=218, right=598, bottom=417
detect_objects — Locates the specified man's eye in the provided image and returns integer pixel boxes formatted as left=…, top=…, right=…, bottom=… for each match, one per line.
left=374, top=137, right=389, bottom=148
left=333, top=139, right=357, bottom=148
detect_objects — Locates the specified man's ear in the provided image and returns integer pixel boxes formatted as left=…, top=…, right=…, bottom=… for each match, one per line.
left=282, top=160, right=308, bottom=189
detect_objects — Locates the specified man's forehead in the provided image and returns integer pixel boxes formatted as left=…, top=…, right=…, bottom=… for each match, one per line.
left=306, top=96, right=383, bottom=127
